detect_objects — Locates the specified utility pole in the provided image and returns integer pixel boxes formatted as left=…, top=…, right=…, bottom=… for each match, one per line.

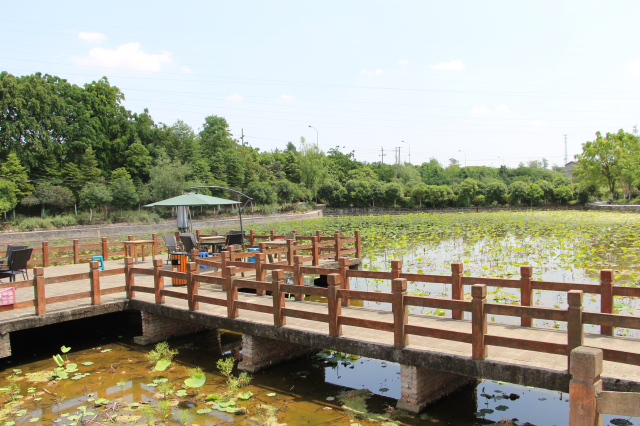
left=564, top=134, right=567, bottom=166
left=395, top=147, right=401, bottom=178
left=380, top=147, right=386, bottom=164
left=241, top=129, right=245, bottom=146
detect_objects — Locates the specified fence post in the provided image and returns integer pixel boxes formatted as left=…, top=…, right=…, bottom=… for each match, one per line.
left=270, top=230, right=276, bottom=241
left=255, top=252, right=266, bottom=296
left=250, top=229, right=255, bottom=246
left=569, top=346, right=603, bottom=426
left=73, top=239, right=79, bottom=264
left=391, top=259, right=402, bottom=280
left=221, top=250, right=229, bottom=272
left=101, top=237, right=108, bottom=261
left=190, top=248, right=199, bottom=263
left=311, top=237, right=319, bottom=266
left=187, top=262, right=198, bottom=311
left=471, top=284, right=487, bottom=360
left=196, top=229, right=201, bottom=240
left=568, top=290, right=584, bottom=369
left=354, top=230, right=361, bottom=258
left=229, top=245, right=236, bottom=262
left=42, top=241, right=49, bottom=267
left=316, top=230, right=322, bottom=256
left=226, top=266, right=238, bottom=318
left=34, top=267, right=45, bottom=315
left=451, top=262, right=463, bottom=319
left=272, top=269, right=286, bottom=327
left=153, top=259, right=165, bottom=304
left=294, top=255, right=304, bottom=301
left=339, top=257, right=349, bottom=306
left=392, top=278, right=408, bottom=349
left=90, top=261, right=101, bottom=305
left=327, top=273, right=342, bottom=337
left=152, top=233, right=158, bottom=259
left=600, top=269, right=613, bottom=335
left=286, top=239, right=294, bottom=266
left=125, top=257, right=135, bottom=299
left=334, top=232, right=341, bottom=261
left=520, top=265, right=533, bottom=327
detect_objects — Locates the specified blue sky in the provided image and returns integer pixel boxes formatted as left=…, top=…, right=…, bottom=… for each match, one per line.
left=3, top=1, right=640, bottom=168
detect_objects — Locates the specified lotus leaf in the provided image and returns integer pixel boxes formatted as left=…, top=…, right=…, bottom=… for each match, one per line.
left=196, top=408, right=212, bottom=414
left=204, top=394, right=219, bottom=401
left=82, top=362, right=94, bottom=366
left=184, top=373, right=206, bottom=388
left=154, top=359, right=171, bottom=371
left=238, top=391, right=253, bottom=400
left=53, top=355, right=64, bottom=367
left=60, top=346, right=71, bottom=353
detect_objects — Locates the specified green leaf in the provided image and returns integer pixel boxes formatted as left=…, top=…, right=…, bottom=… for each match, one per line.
left=196, top=408, right=211, bottom=414
left=82, top=362, right=94, bottom=366
left=184, top=373, right=206, bottom=388
left=267, top=392, right=276, bottom=397
left=238, top=391, right=253, bottom=400
left=60, top=346, right=71, bottom=354
left=175, top=390, right=187, bottom=397
left=204, top=394, right=219, bottom=401
left=154, top=359, right=171, bottom=371
left=100, top=349, right=111, bottom=353
left=225, top=407, right=239, bottom=413
left=53, top=355, right=64, bottom=367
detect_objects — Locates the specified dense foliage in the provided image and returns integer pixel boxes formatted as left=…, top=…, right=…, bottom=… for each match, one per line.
left=1, top=71, right=636, bottom=221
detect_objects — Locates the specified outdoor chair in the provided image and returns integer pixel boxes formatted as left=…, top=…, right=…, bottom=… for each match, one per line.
left=180, top=235, right=207, bottom=254
left=182, top=233, right=206, bottom=250
left=0, top=248, right=33, bottom=282
left=0, top=246, right=28, bottom=267
left=221, top=233, right=245, bottom=252
left=162, top=235, right=182, bottom=264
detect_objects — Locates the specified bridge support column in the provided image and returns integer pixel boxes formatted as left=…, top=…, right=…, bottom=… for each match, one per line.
left=133, top=312, right=209, bottom=345
left=237, top=334, right=313, bottom=373
left=0, top=333, right=10, bottom=358
left=569, top=346, right=602, bottom=426
left=397, top=365, right=473, bottom=413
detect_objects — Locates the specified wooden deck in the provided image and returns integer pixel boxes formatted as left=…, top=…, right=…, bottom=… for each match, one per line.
left=2, top=258, right=640, bottom=394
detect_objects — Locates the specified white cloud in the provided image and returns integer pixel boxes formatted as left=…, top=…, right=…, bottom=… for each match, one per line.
left=470, top=104, right=510, bottom=115
left=530, top=120, right=545, bottom=126
left=72, top=42, right=172, bottom=72
left=361, top=69, right=384, bottom=77
left=181, top=66, right=193, bottom=74
left=78, top=31, right=107, bottom=42
left=627, top=58, right=640, bottom=74
left=398, top=59, right=409, bottom=65
left=281, top=94, right=294, bottom=101
left=226, top=93, right=243, bottom=102
left=430, top=59, right=465, bottom=71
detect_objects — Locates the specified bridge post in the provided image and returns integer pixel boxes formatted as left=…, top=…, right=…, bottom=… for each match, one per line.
left=190, top=248, right=198, bottom=263
left=600, top=270, right=613, bottom=335
left=393, top=278, right=408, bottom=349
left=133, top=312, right=209, bottom=345
left=311, top=236, right=319, bottom=266
left=520, top=265, right=533, bottom=326
left=327, top=273, right=342, bottom=337
left=34, top=267, right=45, bottom=315
left=569, top=346, right=602, bottom=426
left=354, top=230, right=361, bottom=258
left=339, top=257, right=349, bottom=306
left=249, top=229, right=255, bottom=246
left=397, top=365, right=473, bottom=413
left=153, top=259, right=165, bottom=304
left=471, top=284, right=487, bottom=360
left=101, top=237, right=108, bottom=261
left=255, top=253, right=266, bottom=296
left=568, top=290, right=584, bottom=369
left=391, top=259, right=402, bottom=280
left=286, top=239, right=294, bottom=266
left=293, top=255, right=304, bottom=301
left=125, top=257, right=135, bottom=299
left=42, top=241, right=49, bottom=267
left=451, top=262, right=463, bottom=319
left=238, top=334, right=313, bottom=373
left=0, top=333, right=10, bottom=358
left=89, top=261, right=101, bottom=305
left=272, top=270, right=286, bottom=327
left=226, top=266, right=238, bottom=319
left=334, top=232, right=341, bottom=261
left=187, top=262, right=198, bottom=311
left=73, top=239, right=79, bottom=264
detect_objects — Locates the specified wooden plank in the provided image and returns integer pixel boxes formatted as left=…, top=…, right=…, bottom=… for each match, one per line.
left=262, top=263, right=294, bottom=272
left=339, top=316, right=394, bottom=332
left=597, top=391, right=640, bottom=417
left=461, top=276, right=521, bottom=288
left=401, top=273, right=452, bottom=284
left=341, top=249, right=357, bottom=255
left=612, top=286, right=640, bottom=297
left=100, top=286, right=126, bottom=295
left=0, top=280, right=33, bottom=290
left=227, top=261, right=256, bottom=268
left=300, top=267, right=339, bottom=275
left=130, top=268, right=154, bottom=276
left=160, top=270, right=187, bottom=280
left=485, top=335, right=568, bottom=356
left=293, top=244, right=313, bottom=251
left=281, top=308, right=329, bottom=322
left=44, top=273, right=90, bottom=284
left=280, top=284, right=328, bottom=297
left=130, top=286, right=155, bottom=294
left=532, top=281, right=601, bottom=294
left=235, top=300, right=273, bottom=314
left=318, top=253, right=336, bottom=260
left=234, top=280, right=273, bottom=292
left=404, top=295, right=472, bottom=312
left=0, top=300, right=36, bottom=312
left=602, top=349, right=640, bottom=366
left=100, top=268, right=125, bottom=277
left=405, top=324, right=473, bottom=343
left=337, top=289, right=392, bottom=303
left=161, top=290, right=189, bottom=300
left=347, top=270, right=393, bottom=280
left=193, top=274, right=225, bottom=285
left=485, top=303, right=569, bottom=321
left=194, top=294, right=227, bottom=306
left=46, top=291, right=92, bottom=304
left=582, top=312, right=640, bottom=330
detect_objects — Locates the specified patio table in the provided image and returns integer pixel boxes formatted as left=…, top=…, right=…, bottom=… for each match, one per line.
left=123, top=239, right=156, bottom=264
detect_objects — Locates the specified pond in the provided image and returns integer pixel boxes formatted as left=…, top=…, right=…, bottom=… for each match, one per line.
left=1, top=313, right=634, bottom=426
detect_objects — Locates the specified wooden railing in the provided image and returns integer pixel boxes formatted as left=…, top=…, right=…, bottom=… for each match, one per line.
left=126, top=256, right=640, bottom=370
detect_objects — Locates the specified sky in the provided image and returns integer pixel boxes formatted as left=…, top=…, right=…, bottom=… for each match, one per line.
left=3, top=0, right=640, bottom=168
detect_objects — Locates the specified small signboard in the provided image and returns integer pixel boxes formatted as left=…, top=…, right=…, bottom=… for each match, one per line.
left=0, top=288, right=15, bottom=306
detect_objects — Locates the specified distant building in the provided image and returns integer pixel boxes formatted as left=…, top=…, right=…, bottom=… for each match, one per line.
left=565, top=161, right=577, bottom=179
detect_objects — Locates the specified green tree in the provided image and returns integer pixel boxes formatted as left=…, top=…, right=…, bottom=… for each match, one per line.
left=80, top=184, right=112, bottom=221
left=457, top=178, right=479, bottom=207
left=526, top=183, right=544, bottom=205
left=246, top=182, right=276, bottom=206
left=574, top=129, right=640, bottom=201
left=199, top=116, right=234, bottom=154
left=538, top=180, right=554, bottom=203
left=411, top=183, right=428, bottom=208
left=32, top=184, right=74, bottom=217
left=148, top=155, right=191, bottom=201
left=110, top=168, right=139, bottom=217
left=554, top=185, right=574, bottom=203
left=298, top=137, right=327, bottom=199
left=318, top=181, right=347, bottom=206
left=0, top=181, right=18, bottom=219
left=80, top=147, right=103, bottom=183
left=0, top=152, right=33, bottom=219
left=125, top=142, right=153, bottom=181
left=276, top=180, right=297, bottom=206
left=345, top=180, right=372, bottom=208
left=62, top=163, right=83, bottom=214
left=384, top=182, right=404, bottom=207
left=508, top=181, right=528, bottom=205
left=485, top=180, right=508, bottom=205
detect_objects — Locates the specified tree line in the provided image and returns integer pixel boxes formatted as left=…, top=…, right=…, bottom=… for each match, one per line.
left=0, top=71, right=628, bottom=222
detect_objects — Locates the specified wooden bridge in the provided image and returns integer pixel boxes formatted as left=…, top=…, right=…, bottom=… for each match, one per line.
left=1, top=230, right=639, bottom=423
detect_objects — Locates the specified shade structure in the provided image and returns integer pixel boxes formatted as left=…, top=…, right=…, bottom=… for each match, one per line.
left=144, top=192, right=240, bottom=207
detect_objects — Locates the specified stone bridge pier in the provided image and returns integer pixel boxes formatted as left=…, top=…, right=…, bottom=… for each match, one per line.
left=133, top=311, right=210, bottom=345
left=237, top=334, right=314, bottom=373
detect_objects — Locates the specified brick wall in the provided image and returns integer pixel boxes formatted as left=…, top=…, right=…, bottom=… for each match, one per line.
left=238, top=334, right=313, bottom=373
left=397, top=365, right=474, bottom=413
left=133, top=312, right=208, bottom=345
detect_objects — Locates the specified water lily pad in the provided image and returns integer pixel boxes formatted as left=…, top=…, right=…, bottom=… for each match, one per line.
left=267, top=392, right=276, bottom=397
left=225, top=407, right=239, bottom=413
left=100, top=349, right=111, bottom=353
left=154, top=360, right=171, bottom=371
left=153, top=378, right=168, bottom=383
left=53, top=355, right=64, bottom=367
left=82, top=362, right=94, bottom=366
left=184, top=373, right=206, bottom=388
left=60, top=346, right=71, bottom=353
left=175, top=390, right=187, bottom=397
left=205, top=394, right=219, bottom=401
left=94, top=398, right=109, bottom=405
left=238, top=391, right=253, bottom=400
left=379, top=388, right=389, bottom=393
left=610, top=420, right=633, bottom=426
left=495, top=405, right=509, bottom=411
left=476, top=409, right=494, bottom=417
left=196, top=408, right=211, bottom=414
